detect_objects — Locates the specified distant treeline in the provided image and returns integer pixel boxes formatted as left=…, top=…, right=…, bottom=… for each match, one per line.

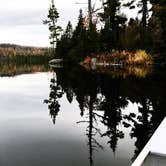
left=0, top=44, right=52, bottom=64
left=0, top=44, right=48, bottom=57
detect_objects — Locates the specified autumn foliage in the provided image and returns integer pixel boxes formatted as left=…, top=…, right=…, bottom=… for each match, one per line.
left=82, top=50, right=153, bottom=66
left=0, top=44, right=47, bottom=57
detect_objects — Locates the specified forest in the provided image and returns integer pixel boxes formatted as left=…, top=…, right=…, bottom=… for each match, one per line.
left=0, top=44, right=51, bottom=64
left=45, top=0, right=166, bottom=65
left=0, top=44, right=47, bottom=57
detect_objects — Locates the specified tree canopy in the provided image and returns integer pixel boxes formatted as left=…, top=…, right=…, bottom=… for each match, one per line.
left=46, top=0, right=166, bottom=63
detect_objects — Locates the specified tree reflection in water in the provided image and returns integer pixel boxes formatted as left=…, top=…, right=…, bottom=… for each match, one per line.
left=45, top=65, right=166, bottom=164
left=77, top=95, right=104, bottom=166
left=44, top=72, right=63, bottom=124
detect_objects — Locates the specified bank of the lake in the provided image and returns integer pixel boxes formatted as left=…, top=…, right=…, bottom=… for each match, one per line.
left=0, top=43, right=52, bottom=64
left=81, top=50, right=153, bottom=66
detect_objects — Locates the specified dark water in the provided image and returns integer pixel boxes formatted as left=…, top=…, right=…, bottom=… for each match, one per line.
left=0, top=63, right=165, bottom=166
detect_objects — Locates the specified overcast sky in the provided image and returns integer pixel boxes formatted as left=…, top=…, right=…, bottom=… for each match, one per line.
left=0, top=0, right=138, bottom=47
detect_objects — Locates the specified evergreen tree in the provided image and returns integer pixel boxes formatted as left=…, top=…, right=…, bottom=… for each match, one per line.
left=100, top=0, right=127, bottom=50
left=56, top=21, right=73, bottom=59
left=120, top=18, right=141, bottom=50
left=137, top=0, right=149, bottom=28
left=64, top=21, right=73, bottom=39
left=122, top=0, right=153, bottom=50
left=86, top=22, right=100, bottom=54
left=69, top=9, right=88, bottom=62
left=73, top=9, right=86, bottom=38
left=43, top=0, right=62, bottom=54
left=149, top=0, right=166, bottom=57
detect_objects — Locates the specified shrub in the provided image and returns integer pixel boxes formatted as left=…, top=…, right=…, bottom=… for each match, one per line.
left=134, top=50, right=153, bottom=65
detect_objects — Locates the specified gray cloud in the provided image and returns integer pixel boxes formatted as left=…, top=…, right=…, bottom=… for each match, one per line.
left=0, top=0, right=101, bottom=46
left=0, top=9, right=46, bottom=27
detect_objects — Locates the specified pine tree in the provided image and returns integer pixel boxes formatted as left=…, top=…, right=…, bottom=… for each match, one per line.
left=63, top=21, right=73, bottom=39
left=137, top=0, right=149, bottom=28
left=100, top=0, right=127, bottom=50
left=73, top=9, right=86, bottom=38
left=69, top=9, right=88, bottom=62
left=56, top=21, right=73, bottom=59
left=147, top=0, right=166, bottom=59
left=43, top=0, right=62, bottom=54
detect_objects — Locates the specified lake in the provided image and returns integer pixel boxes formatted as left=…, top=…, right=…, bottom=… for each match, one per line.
left=0, top=62, right=165, bottom=166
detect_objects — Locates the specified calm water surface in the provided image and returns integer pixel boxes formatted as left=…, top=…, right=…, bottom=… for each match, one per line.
left=0, top=63, right=165, bottom=166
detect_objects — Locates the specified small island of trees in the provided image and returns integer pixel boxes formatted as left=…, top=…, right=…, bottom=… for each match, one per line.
left=45, top=0, right=166, bottom=66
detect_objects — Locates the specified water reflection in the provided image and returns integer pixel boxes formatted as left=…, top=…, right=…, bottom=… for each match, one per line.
left=82, top=64, right=153, bottom=78
left=44, top=73, right=63, bottom=124
left=0, top=62, right=48, bottom=77
left=45, top=65, right=166, bottom=165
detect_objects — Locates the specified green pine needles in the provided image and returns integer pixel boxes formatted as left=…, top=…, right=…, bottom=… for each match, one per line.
left=43, top=0, right=62, bottom=54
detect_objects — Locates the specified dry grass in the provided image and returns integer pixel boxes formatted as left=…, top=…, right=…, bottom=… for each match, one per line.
left=133, top=50, right=153, bottom=65
left=82, top=50, right=153, bottom=65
